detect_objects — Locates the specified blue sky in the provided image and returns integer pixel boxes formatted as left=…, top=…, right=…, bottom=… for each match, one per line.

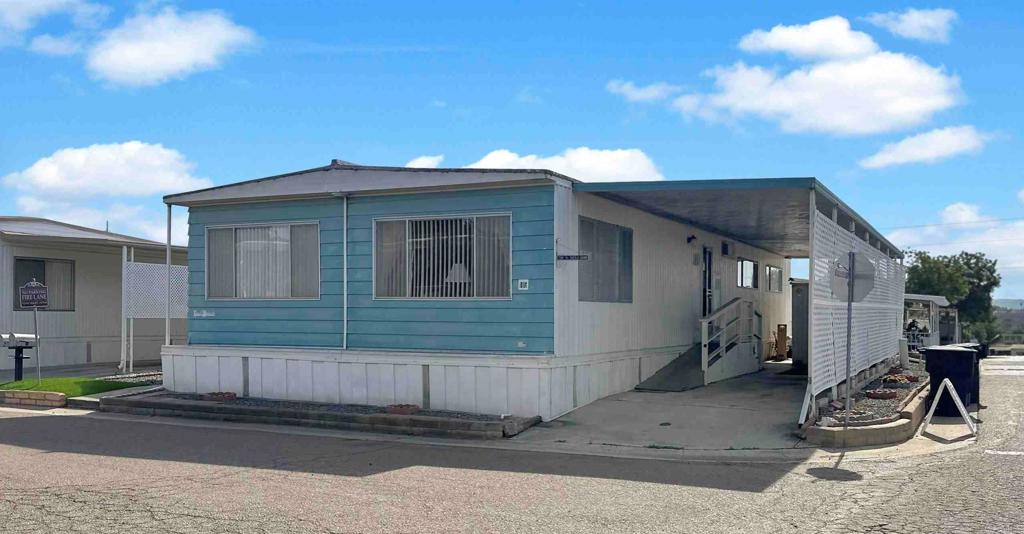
left=2, top=1, right=1022, bottom=296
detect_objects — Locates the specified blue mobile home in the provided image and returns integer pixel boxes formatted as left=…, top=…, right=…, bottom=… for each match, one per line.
left=162, top=160, right=904, bottom=421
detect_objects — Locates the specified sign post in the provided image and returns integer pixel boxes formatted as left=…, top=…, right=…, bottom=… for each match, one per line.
left=18, top=280, right=47, bottom=383
left=830, top=253, right=876, bottom=431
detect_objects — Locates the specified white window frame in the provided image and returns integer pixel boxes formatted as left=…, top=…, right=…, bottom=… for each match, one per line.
left=736, top=257, right=759, bottom=290
left=204, top=221, right=321, bottom=301
left=13, top=257, right=75, bottom=312
left=765, top=264, right=784, bottom=293
left=578, top=216, right=634, bottom=304
left=372, top=212, right=513, bottom=301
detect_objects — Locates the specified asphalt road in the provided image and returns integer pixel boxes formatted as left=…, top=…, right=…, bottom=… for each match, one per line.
left=0, top=358, right=1021, bottom=533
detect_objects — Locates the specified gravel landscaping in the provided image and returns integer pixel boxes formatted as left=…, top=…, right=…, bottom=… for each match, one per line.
left=819, top=361, right=929, bottom=425
left=162, top=393, right=505, bottom=421
left=95, top=372, right=163, bottom=386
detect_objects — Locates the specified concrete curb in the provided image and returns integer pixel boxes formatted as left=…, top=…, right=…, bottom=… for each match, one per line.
left=0, top=389, right=66, bottom=408
left=99, top=393, right=540, bottom=440
left=805, top=385, right=930, bottom=448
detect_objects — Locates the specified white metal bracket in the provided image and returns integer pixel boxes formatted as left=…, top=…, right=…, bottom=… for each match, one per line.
left=920, top=378, right=977, bottom=437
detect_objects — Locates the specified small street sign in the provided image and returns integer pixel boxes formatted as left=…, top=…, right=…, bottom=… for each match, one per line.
left=830, top=254, right=875, bottom=303
left=18, top=280, right=48, bottom=309
left=557, top=254, right=590, bottom=261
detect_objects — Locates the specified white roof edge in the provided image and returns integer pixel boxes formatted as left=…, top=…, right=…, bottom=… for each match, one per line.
left=905, top=293, right=952, bottom=307
left=164, top=162, right=575, bottom=207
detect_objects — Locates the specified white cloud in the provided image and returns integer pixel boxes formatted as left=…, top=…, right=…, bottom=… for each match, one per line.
left=738, top=16, right=878, bottom=60
left=939, top=202, right=987, bottom=225
left=86, top=7, right=256, bottom=87
left=865, top=8, right=958, bottom=43
left=16, top=196, right=189, bottom=245
left=673, top=51, right=959, bottom=136
left=29, top=33, right=82, bottom=55
left=405, top=154, right=445, bottom=168
left=468, top=147, right=663, bottom=182
left=606, top=79, right=681, bottom=103
left=859, top=125, right=987, bottom=169
left=0, top=0, right=106, bottom=45
left=888, top=203, right=1024, bottom=298
left=1019, top=189, right=1024, bottom=206
left=3, top=141, right=212, bottom=198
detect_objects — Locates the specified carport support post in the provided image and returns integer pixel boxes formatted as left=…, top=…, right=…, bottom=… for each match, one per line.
left=843, top=251, right=855, bottom=430
left=165, top=203, right=171, bottom=347
left=120, top=245, right=127, bottom=373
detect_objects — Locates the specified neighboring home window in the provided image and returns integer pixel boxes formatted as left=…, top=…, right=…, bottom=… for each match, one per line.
left=14, top=258, right=74, bottom=311
left=737, top=258, right=759, bottom=289
left=206, top=223, right=320, bottom=299
left=374, top=215, right=511, bottom=299
left=766, top=265, right=784, bottom=292
left=579, top=217, right=633, bottom=303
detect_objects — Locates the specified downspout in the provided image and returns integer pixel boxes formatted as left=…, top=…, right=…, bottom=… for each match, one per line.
left=343, top=195, right=348, bottom=350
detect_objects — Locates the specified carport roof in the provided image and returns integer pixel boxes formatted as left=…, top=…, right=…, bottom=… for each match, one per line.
left=576, top=177, right=901, bottom=259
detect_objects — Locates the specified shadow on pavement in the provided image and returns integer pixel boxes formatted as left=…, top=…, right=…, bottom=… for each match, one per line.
left=0, top=412, right=814, bottom=493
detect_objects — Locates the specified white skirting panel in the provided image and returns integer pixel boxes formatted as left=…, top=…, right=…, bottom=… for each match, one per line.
left=161, top=344, right=685, bottom=420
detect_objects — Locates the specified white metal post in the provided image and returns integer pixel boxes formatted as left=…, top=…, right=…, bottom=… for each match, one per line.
left=129, top=246, right=135, bottom=373
left=803, top=187, right=817, bottom=424
left=165, top=203, right=172, bottom=346
left=120, top=245, right=127, bottom=373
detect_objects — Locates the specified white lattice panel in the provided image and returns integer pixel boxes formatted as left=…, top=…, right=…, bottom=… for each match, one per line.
left=124, top=262, right=188, bottom=319
left=810, top=212, right=904, bottom=395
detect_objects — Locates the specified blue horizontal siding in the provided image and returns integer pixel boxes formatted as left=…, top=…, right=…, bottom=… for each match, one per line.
left=187, top=198, right=344, bottom=347
left=347, top=185, right=554, bottom=353
left=184, top=185, right=555, bottom=353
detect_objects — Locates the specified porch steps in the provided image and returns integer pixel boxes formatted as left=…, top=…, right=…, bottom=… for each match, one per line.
left=634, top=344, right=704, bottom=392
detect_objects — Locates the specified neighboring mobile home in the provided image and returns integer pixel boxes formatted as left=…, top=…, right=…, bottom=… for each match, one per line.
left=161, top=161, right=904, bottom=422
left=0, top=217, right=187, bottom=372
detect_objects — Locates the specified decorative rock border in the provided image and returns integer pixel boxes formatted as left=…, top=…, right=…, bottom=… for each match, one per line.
left=0, top=390, right=67, bottom=408
left=804, top=384, right=930, bottom=448
left=100, top=393, right=541, bottom=440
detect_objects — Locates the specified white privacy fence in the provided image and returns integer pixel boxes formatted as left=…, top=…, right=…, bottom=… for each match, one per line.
left=809, top=212, right=905, bottom=396
left=124, top=261, right=188, bottom=319
left=121, top=249, right=188, bottom=371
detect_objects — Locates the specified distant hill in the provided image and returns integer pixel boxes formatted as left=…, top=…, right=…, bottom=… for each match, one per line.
left=995, top=299, right=1024, bottom=310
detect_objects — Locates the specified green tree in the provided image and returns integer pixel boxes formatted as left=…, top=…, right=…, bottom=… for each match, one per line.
left=905, top=250, right=1002, bottom=334
left=905, top=251, right=968, bottom=304
left=952, top=251, right=1001, bottom=326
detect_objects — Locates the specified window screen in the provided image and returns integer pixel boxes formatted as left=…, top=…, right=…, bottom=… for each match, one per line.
left=206, top=223, right=319, bottom=299
left=766, top=265, right=783, bottom=292
left=737, top=258, right=759, bottom=289
left=579, top=217, right=633, bottom=303
left=14, top=258, right=74, bottom=311
left=374, top=215, right=511, bottom=299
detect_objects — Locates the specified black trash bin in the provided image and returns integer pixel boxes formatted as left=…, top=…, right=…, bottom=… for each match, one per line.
left=952, top=343, right=984, bottom=403
left=923, top=345, right=977, bottom=417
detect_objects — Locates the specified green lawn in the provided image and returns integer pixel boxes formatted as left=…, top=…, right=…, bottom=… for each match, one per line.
left=0, top=377, right=138, bottom=397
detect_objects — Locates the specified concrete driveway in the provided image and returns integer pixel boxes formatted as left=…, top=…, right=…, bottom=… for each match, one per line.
left=514, top=362, right=811, bottom=452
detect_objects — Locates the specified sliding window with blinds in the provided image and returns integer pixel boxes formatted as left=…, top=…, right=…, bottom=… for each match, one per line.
left=206, top=222, right=320, bottom=299
left=374, top=215, right=511, bottom=299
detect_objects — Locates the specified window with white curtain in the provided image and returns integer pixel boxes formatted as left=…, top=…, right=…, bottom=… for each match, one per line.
left=578, top=217, right=633, bottom=303
left=14, top=258, right=74, bottom=311
left=374, top=215, right=511, bottom=299
left=766, top=265, right=784, bottom=292
left=737, top=258, right=759, bottom=289
left=206, top=223, right=320, bottom=299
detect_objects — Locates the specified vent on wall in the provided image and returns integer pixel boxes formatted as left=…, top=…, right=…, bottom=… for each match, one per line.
left=721, top=241, right=731, bottom=256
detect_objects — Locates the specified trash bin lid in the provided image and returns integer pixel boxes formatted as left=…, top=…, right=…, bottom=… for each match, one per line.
left=923, top=345, right=976, bottom=351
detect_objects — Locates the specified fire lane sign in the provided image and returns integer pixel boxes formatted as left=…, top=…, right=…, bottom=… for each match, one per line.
left=18, top=281, right=48, bottom=309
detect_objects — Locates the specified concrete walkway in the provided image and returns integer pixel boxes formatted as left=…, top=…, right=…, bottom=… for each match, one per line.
left=514, top=362, right=811, bottom=452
